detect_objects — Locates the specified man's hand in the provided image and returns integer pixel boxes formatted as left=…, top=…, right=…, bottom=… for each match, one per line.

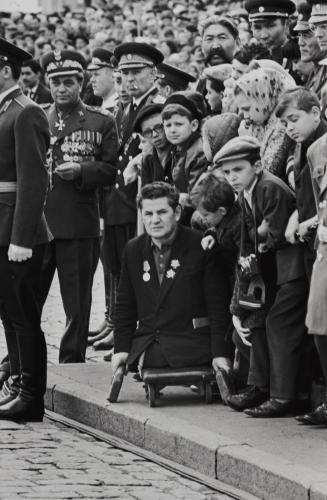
left=201, top=235, right=215, bottom=250
left=8, top=244, right=32, bottom=262
left=212, top=356, right=232, bottom=373
left=232, top=315, right=252, bottom=347
left=55, top=162, right=82, bottom=180
left=123, top=154, right=142, bottom=185
left=111, top=352, right=129, bottom=374
left=285, top=210, right=299, bottom=245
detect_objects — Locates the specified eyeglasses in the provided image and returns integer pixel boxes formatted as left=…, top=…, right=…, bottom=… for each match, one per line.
left=141, top=123, right=164, bottom=139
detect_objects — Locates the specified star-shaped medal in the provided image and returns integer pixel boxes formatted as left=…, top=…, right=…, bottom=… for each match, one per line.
left=166, top=269, right=176, bottom=279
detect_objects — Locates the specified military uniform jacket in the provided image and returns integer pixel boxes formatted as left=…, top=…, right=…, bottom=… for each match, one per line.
left=104, top=87, right=159, bottom=226
left=44, top=100, right=118, bottom=239
left=114, top=225, right=232, bottom=366
left=305, top=54, right=327, bottom=99
left=0, top=88, right=51, bottom=248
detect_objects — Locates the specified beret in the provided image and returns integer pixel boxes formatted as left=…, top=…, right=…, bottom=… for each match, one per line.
left=0, top=37, right=32, bottom=66
left=245, top=0, right=296, bottom=21
left=134, top=103, right=164, bottom=133
left=88, top=48, right=114, bottom=71
left=157, top=63, right=196, bottom=91
left=308, top=0, right=327, bottom=24
left=162, top=93, right=203, bottom=121
left=114, top=42, right=164, bottom=70
left=41, top=50, right=86, bottom=77
left=213, top=135, right=261, bottom=166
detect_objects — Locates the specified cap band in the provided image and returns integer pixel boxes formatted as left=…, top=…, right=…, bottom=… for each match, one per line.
left=309, top=3, right=327, bottom=24
left=88, top=56, right=113, bottom=70
left=249, top=11, right=289, bottom=21
left=118, top=53, right=154, bottom=70
left=46, top=59, right=84, bottom=77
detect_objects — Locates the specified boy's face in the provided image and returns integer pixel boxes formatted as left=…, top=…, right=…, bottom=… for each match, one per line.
left=221, top=158, right=258, bottom=192
left=280, top=106, right=321, bottom=143
left=198, top=206, right=226, bottom=227
left=140, top=113, right=167, bottom=150
left=163, top=113, right=198, bottom=145
left=251, top=18, right=286, bottom=50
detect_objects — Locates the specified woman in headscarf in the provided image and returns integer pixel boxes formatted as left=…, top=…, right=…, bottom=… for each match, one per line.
left=234, top=65, right=296, bottom=179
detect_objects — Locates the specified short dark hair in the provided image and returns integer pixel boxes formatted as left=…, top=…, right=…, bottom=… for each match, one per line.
left=21, top=58, right=42, bottom=74
left=0, top=61, right=21, bottom=80
left=137, top=182, right=179, bottom=210
left=275, top=87, right=320, bottom=118
left=193, top=173, right=235, bottom=212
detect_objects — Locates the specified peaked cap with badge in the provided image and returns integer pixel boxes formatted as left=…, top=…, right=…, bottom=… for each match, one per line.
left=245, top=0, right=296, bottom=22
left=41, top=50, right=86, bottom=78
left=308, top=0, right=327, bottom=24
left=294, top=2, right=313, bottom=31
left=88, top=48, right=115, bottom=71
left=0, top=37, right=32, bottom=66
left=113, top=42, right=164, bottom=70
left=157, top=63, right=196, bottom=91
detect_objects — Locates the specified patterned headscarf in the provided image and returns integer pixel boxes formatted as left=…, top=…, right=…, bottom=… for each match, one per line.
left=235, top=66, right=296, bottom=124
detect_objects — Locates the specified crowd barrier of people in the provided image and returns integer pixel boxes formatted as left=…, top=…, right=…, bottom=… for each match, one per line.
left=1, top=0, right=327, bottom=427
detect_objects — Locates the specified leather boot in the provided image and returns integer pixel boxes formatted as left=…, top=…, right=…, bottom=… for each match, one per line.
left=0, top=308, right=20, bottom=396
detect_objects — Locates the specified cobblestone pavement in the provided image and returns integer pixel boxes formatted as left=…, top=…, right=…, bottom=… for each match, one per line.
left=0, top=418, right=232, bottom=500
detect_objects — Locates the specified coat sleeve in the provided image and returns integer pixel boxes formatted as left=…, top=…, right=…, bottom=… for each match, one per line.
left=11, top=105, right=50, bottom=248
left=114, top=245, right=138, bottom=354
left=203, top=247, right=232, bottom=358
left=78, top=113, right=119, bottom=191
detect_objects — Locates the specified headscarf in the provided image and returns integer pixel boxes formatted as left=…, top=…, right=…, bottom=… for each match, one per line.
left=235, top=66, right=296, bottom=125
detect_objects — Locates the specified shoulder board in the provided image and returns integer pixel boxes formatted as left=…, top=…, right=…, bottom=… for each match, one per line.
left=13, top=96, right=26, bottom=108
left=84, top=104, right=110, bottom=116
left=40, top=102, right=52, bottom=110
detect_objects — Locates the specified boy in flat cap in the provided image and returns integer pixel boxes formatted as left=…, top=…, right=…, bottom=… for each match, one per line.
left=39, top=49, right=119, bottom=364
left=245, top=0, right=295, bottom=66
left=0, top=38, right=51, bottom=421
left=101, top=43, right=164, bottom=350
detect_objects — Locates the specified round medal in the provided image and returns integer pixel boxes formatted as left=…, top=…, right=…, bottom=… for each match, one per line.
left=143, top=272, right=150, bottom=282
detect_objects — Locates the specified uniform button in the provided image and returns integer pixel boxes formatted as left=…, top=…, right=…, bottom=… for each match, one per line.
left=119, top=155, right=123, bottom=161
left=115, top=183, right=119, bottom=189
left=117, top=169, right=121, bottom=175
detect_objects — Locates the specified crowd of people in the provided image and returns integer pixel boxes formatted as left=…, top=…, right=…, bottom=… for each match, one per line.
left=1, top=0, right=327, bottom=426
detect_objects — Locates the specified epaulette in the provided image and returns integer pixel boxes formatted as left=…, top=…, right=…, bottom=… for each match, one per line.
left=84, top=104, right=110, bottom=116
left=14, top=96, right=26, bottom=108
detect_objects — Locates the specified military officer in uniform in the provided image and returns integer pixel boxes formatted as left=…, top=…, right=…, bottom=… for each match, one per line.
left=97, top=43, right=164, bottom=353
left=39, top=50, right=119, bottom=363
left=0, top=38, right=51, bottom=421
left=245, top=0, right=296, bottom=66
left=155, top=63, right=196, bottom=100
left=294, top=1, right=327, bottom=98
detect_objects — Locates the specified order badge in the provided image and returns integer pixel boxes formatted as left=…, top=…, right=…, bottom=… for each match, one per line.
left=143, top=272, right=150, bottom=282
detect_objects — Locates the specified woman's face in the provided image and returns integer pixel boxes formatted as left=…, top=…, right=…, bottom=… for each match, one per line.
left=205, top=80, right=222, bottom=113
left=235, top=91, right=267, bottom=126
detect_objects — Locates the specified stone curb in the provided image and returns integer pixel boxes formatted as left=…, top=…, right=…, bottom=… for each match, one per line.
left=45, top=373, right=327, bottom=500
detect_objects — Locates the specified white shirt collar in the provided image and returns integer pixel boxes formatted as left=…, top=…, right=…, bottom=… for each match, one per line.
left=0, top=84, right=20, bottom=105
left=243, top=177, right=258, bottom=209
left=102, top=92, right=118, bottom=110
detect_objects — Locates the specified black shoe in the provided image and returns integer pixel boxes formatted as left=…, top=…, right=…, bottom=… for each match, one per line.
left=215, top=368, right=235, bottom=405
left=93, top=331, right=114, bottom=351
left=87, top=326, right=112, bottom=346
left=88, top=318, right=110, bottom=337
left=0, top=395, right=44, bottom=422
left=103, top=349, right=114, bottom=362
left=244, top=398, right=294, bottom=418
left=0, top=370, right=10, bottom=391
left=227, top=386, right=269, bottom=412
left=296, top=402, right=327, bottom=426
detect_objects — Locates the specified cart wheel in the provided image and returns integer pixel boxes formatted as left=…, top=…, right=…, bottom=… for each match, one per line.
left=205, top=382, right=213, bottom=404
left=148, top=383, right=156, bottom=407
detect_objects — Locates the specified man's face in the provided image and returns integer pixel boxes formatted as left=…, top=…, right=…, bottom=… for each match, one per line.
left=164, top=113, right=197, bottom=145
left=202, top=23, right=236, bottom=65
left=221, top=158, right=257, bottom=192
left=90, top=67, right=114, bottom=98
left=113, top=72, right=131, bottom=105
left=251, top=18, right=286, bottom=50
left=121, top=66, right=155, bottom=97
left=298, top=31, right=321, bottom=62
left=140, top=113, right=167, bottom=150
left=49, top=75, right=82, bottom=107
left=21, top=66, right=40, bottom=89
left=141, top=197, right=180, bottom=241
left=312, top=22, right=327, bottom=51
left=280, top=106, right=320, bottom=143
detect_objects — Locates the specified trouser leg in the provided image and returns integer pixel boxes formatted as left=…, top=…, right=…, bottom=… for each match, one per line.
left=56, top=238, right=100, bottom=363
left=314, top=336, right=327, bottom=383
left=247, top=327, right=269, bottom=391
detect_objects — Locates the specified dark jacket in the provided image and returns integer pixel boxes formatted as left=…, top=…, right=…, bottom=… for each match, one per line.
left=114, top=225, right=232, bottom=366
left=0, top=88, right=51, bottom=248
left=141, top=145, right=173, bottom=186
left=44, top=99, right=118, bottom=239
left=29, top=82, right=53, bottom=105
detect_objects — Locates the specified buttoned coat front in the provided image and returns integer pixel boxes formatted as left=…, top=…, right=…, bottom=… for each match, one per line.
left=114, top=225, right=232, bottom=367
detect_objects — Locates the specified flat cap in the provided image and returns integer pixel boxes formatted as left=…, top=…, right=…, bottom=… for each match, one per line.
left=308, top=0, right=327, bottom=24
left=163, top=93, right=203, bottom=121
left=0, top=37, right=32, bottom=66
left=114, top=42, right=164, bottom=70
left=245, top=0, right=296, bottom=22
left=294, top=2, right=312, bottom=31
left=213, top=135, right=261, bottom=166
left=41, top=50, right=86, bottom=78
left=134, top=103, right=163, bottom=133
left=157, top=63, right=196, bottom=91
left=88, top=48, right=114, bottom=71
